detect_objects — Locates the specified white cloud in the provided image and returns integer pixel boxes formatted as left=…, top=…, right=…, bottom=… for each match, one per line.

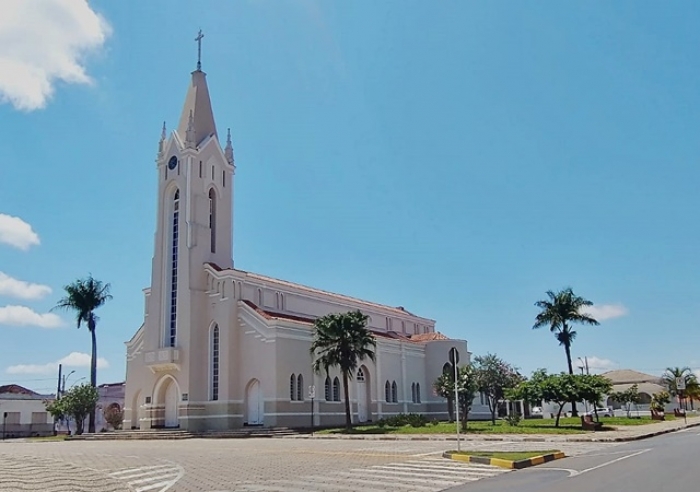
left=0, top=272, right=51, bottom=300
left=580, top=303, right=628, bottom=321
left=581, top=356, right=618, bottom=374
left=0, top=305, right=64, bottom=328
left=6, top=351, right=108, bottom=375
left=0, top=0, right=111, bottom=111
left=0, top=214, right=40, bottom=250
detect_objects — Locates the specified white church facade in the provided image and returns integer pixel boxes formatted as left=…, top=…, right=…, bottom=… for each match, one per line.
left=124, top=47, right=472, bottom=431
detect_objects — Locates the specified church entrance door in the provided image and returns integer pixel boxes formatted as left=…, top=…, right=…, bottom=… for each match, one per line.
left=164, top=381, right=179, bottom=428
left=357, top=368, right=368, bottom=423
left=246, top=379, right=263, bottom=425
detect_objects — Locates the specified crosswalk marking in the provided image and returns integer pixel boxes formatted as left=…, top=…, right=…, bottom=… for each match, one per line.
left=108, top=463, right=183, bottom=492
left=230, top=456, right=509, bottom=492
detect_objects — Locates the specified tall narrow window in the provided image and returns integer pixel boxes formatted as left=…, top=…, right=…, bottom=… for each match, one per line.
left=385, top=381, right=391, bottom=403
left=290, top=374, right=296, bottom=401
left=297, top=374, right=304, bottom=401
left=209, top=189, right=216, bottom=253
left=168, top=190, right=180, bottom=347
left=411, top=383, right=416, bottom=403
left=325, top=377, right=332, bottom=401
left=391, top=381, right=398, bottom=403
left=416, top=383, right=421, bottom=403
left=222, top=170, right=226, bottom=187
left=211, top=325, right=220, bottom=401
left=199, top=161, right=202, bottom=178
left=333, top=377, right=341, bottom=401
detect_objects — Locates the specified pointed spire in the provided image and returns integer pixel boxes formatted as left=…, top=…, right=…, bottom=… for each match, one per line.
left=195, top=29, right=204, bottom=72
left=185, top=110, right=196, bottom=148
left=177, top=69, right=217, bottom=146
left=224, top=128, right=234, bottom=165
left=158, top=121, right=166, bottom=156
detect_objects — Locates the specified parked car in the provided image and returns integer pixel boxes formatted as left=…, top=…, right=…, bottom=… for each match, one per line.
left=583, top=407, right=613, bottom=418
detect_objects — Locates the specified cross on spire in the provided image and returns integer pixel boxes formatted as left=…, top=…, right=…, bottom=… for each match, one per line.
left=195, top=29, right=204, bottom=71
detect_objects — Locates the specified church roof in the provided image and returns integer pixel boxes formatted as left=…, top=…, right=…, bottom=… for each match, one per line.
left=177, top=69, right=218, bottom=147
left=208, top=263, right=431, bottom=321
left=410, top=332, right=450, bottom=341
left=600, top=369, right=662, bottom=385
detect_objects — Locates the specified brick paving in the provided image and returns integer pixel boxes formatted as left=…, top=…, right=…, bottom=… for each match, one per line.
left=0, top=437, right=622, bottom=491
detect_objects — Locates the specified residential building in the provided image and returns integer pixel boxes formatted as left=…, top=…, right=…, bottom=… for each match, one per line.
left=0, top=384, right=54, bottom=438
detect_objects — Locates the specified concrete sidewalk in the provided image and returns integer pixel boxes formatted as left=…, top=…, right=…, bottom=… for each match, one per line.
left=299, top=416, right=700, bottom=443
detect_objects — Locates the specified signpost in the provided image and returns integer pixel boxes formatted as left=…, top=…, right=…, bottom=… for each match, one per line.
left=2, top=412, right=7, bottom=441
left=308, top=385, right=316, bottom=436
left=676, top=378, right=687, bottom=424
left=449, top=347, right=460, bottom=452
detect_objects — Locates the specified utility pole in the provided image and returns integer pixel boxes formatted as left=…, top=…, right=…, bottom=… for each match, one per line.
left=56, top=364, right=62, bottom=398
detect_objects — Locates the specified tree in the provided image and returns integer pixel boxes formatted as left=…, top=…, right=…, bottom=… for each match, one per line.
left=577, top=374, right=613, bottom=421
left=473, top=354, right=523, bottom=424
left=510, top=371, right=582, bottom=427
left=53, top=275, right=112, bottom=433
left=533, top=288, right=599, bottom=416
left=310, top=310, right=376, bottom=430
left=651, top=391, right=671, bottom=413
left=661, top=367, right=699, bottom=409
left=104, top=404, right=124, bottom=430
left=609, top=384, right=643, bottom=418
left=434, top=364, right=479, bottom=431
left=45, top=383, right=99, bottom=435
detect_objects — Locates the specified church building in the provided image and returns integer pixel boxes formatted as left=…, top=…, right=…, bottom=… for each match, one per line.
left=124, top=41, right=470, bottom=431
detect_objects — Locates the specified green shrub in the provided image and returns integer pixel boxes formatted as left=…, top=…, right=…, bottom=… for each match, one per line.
left=505, top=414, right=521, bottom=426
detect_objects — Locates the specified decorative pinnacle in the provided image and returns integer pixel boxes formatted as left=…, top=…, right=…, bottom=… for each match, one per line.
left=195, top=29, right=204, bottom=71
left=158, top=121, right=166, bottom=156
left=224, top=128, right=234, bottom=164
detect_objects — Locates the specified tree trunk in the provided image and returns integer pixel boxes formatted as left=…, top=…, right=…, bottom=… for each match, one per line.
left=461, top=401, right=469, bottom=431
left=88, top=317, right=98, bottom=433
left=342, top=371, right=352, bottom=430
left=446, top=395, right=455, bottom=421
left=489, top=397, right=497, bottom=425
left=564, top=340, right=578, bottom=417
left=555, top=403, right=565, bottom=427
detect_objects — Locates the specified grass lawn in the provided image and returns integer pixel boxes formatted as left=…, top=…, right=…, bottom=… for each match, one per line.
left=319, top=415, right=676, bottom=435
left=26, top=435, right=69, bottom=442
left=449, top=450, right=561, bottom=461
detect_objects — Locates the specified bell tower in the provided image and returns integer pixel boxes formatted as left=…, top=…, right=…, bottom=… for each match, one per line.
left=145, top=31, right=235, bottom=351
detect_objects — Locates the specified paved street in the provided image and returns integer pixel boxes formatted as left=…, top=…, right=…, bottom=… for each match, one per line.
left=0, top=437, right=617, bottom=492
left=445, top=427, right=700, bottom=492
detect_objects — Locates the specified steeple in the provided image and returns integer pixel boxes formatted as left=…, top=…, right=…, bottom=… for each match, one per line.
left=157, top=121, right=166, bottom=157
left=176, top=30, right=217, bottom=147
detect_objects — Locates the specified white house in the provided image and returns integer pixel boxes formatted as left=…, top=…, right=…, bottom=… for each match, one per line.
left=124, top=42, right=478, bottom=432
left=0, top=385, right=54, bottom=438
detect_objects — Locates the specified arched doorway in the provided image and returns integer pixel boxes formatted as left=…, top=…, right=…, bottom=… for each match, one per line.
left=356, top=366, right=370, bottom=423
left=246, top=379, right=263, bottom=425
left=164, top=380, right=179, bottom=427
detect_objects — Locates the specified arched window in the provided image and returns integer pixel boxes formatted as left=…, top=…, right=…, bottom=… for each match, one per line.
left=357, top=368, right=365, bottom=381
left=416, top=383, right=421, bottom=403
left=209, top=188, right=216, bottom=253
left=168, top=189, right=180, bottom=347
left=210, top=324, right=220, bottom=401
left=280, top=293, right=285, bottom=310
left=332, top=377, right=341, bottom=402
left=290, top=374, right=296, bottom=401
left=257, top=288, right=263, bottom=306
left=443, top=363, right=452, bottom=375
left=385, top=381, right=391, bottom=403
left=325, top=377, right=332, bottom=401
left=411, top=383, right=416, bottom=403
left=297, top=374, right=304, bottom=401
left=391, top=381, right=398, bottom=403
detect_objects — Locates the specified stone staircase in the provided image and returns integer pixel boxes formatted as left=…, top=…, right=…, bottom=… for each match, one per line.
left=67, top=427, right=302, bottom=441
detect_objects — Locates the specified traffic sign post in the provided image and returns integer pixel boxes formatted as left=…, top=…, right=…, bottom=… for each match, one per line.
left=449, top=347, right=461, bottom=452
left=308, top=385, right=316, bottom=435
left=676, top=378, right=687, bottom=424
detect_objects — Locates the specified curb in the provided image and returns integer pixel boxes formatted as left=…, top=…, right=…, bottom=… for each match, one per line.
left=442, top=451, right=566, bottom=470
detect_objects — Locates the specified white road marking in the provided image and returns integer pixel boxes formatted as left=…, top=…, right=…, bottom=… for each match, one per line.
left=108, top=461, right=184, bottom=492
left=572, top=449, right=651, bottom=477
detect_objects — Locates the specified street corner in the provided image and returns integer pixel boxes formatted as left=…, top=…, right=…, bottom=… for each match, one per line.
left=442, top=450, right=566, bottom=470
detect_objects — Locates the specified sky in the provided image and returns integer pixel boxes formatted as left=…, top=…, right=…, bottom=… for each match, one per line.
left=1, top=0, right=699, bottom=394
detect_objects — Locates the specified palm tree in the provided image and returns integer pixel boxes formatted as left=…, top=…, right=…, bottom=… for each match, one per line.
left=310, top=310, right=376, bottom=430
left=533, top=287, right=599, bottom=416
left=53, top=275, right=112, bottom=433
left=662, top=367, right=698, bottom=410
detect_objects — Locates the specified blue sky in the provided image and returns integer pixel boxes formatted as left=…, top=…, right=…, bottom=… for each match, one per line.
left=1, top=0, right=699, bottom=394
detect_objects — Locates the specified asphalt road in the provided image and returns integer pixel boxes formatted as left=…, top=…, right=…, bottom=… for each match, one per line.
left=446, top=427, right=699, bottom=492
